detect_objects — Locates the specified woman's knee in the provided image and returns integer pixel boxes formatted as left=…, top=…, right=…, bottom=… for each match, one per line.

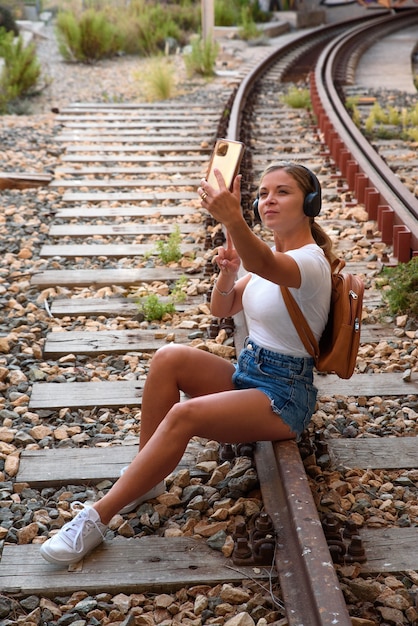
left=163, top=400, right=199, bottom=438
left=149, top=343, right=191, bottom=373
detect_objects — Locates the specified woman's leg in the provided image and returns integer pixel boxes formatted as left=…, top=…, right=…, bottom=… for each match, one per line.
left=138, top=343, right=237, bottom=448
left=39, top=349, right=295, bottom=565
left=95, top=384, right=293, bottom=525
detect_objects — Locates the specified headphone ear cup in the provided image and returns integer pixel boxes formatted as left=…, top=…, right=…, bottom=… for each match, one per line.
left=252, top=196, right=260, bottom=221
left=303, top=191, right=321, bottom=217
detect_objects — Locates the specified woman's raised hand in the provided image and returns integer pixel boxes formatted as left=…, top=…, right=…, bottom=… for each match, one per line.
left=214, top=231, right=240, bottom=275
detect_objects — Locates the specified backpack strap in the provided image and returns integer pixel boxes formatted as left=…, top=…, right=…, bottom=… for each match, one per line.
left=280, top=256, right=344, bottom=362
left=280, top=286, right=320, bottom=361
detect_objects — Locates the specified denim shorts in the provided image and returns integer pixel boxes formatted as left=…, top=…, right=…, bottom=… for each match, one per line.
left=232, top=338, right=317, bottom=438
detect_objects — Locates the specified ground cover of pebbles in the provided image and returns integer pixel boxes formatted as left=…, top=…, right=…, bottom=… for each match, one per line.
left=0, top=18, right=418, bottom=626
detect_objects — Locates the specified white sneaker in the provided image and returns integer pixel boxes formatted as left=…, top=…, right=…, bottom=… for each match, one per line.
left=40, top=503, right=107, bottom=565
left=118, top=465, right=165, bottom=514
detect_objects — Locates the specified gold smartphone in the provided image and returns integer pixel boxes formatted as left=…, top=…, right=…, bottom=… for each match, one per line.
left=206, top=139, right=245, bottom=190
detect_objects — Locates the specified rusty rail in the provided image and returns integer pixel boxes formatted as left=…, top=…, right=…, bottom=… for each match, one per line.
left=312, top=9, right=418, bottom=260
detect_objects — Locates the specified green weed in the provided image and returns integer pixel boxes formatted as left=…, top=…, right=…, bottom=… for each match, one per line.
left=281, top=86, right=311, bottom=110
left=345, top=95, right=360, bottom=112
left=155, top=226, right=183, bottom=264
left=363, top=100, right=418, bottom=141
left=136, top=275, right=188, bottom=321
left=136, top=293, right=175, bottom=322
left=406, top=127, right=418, bottom=141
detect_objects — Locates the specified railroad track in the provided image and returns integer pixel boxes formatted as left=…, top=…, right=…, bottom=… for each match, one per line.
left=1, top=10, right=418, bottom=625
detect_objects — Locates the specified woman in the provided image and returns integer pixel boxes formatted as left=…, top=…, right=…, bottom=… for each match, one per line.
left=40, top=161, right=334, bottom=566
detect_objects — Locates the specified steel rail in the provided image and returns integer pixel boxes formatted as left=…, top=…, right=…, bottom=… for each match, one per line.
left=312, top=9, right=418, bottom=258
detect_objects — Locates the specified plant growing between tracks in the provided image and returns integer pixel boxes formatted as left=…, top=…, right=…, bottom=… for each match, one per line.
left=136, top=275, right=188, bottom=322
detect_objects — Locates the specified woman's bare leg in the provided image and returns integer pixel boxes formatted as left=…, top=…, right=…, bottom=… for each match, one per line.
left=139, top=343, right=237, bottom=448
left=95, top=379, right=294, bottom=525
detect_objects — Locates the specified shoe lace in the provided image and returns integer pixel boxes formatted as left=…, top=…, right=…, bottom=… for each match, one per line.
left=61, top=502, right=105, bottom=554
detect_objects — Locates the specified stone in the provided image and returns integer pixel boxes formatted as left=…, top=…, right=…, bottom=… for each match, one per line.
left=220, top=584, right=251, bottom=604
left=154, top=594, right=174, bottom=609
left=112, top=593, right=132, bottom=613
left=224, top=612, right=255, bottom=626
left=17, top=522, right=39, bottom=544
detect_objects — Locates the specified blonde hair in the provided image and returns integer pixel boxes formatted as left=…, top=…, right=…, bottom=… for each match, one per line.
left=258, top=162, right=337, bottom=266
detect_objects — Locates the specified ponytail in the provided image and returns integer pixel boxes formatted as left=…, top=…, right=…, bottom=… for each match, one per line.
left=310, top=220, right=338, bottom=266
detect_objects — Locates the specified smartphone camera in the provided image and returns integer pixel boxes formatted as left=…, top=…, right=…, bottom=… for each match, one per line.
left=216, top=141, right=229, bottom=157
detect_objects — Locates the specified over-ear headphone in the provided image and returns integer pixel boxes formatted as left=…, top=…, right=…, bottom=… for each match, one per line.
left=252, top=164, right=322, bottom=219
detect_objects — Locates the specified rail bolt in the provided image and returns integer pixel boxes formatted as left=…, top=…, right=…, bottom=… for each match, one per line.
left=345, top=535, right=366, bottom=564
left=220, top=317, right=235, bottom=336
left=233, top=537, right=252, bottom=561
left=207, top=319, right=220, bottom=338
left=233, top=521, right=249, bottom=541
left=234, top=442, right=255, bottom=458
left=213, top=231, right=226, bottom=247
left=204, top=233, right=213, bottom=250
left=256, top=512, right=273, bottom=532
left=219, top=443, right=236, bottom=461
left=322, top=513, right=342, bottom=541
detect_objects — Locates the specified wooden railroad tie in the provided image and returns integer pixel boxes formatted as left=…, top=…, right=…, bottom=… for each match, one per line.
left=0, top=172, right=52, bottom=190
left=2, top=442, right=275, bottom=596
left=0, top=537, right=273, bottom=596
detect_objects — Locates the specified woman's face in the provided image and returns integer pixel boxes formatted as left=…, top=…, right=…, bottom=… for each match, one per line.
left=257, top=169, right=307, bottom=233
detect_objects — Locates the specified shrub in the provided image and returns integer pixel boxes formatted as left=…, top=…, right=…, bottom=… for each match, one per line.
left=55, top=1, right=200, bottom=60
left=237, top=7, right=262, bottom=41
left=377, top=257, right=418, bottom=319
left=135, top=8, right=181, bottom=56
left=215, top=0, right=270, bottom=26
left=184, top=34, right=219, bottom=78
left=0, top=28, right=41, bottom=113
left=56, top=9, right=120, bottom=63
left=215, top=0, right=239, bottom=26
left=136, top=57, right=177, bottom=101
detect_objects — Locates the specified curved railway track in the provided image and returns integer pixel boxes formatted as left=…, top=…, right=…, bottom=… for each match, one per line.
left=1, top=10, right=418, bottom=625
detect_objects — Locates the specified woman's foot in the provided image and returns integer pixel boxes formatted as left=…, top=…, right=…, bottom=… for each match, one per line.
left=40, top=503, right=107, bottom=565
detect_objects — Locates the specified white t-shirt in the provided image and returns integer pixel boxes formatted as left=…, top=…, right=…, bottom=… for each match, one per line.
left=242, top=244, right=331, bottom=357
